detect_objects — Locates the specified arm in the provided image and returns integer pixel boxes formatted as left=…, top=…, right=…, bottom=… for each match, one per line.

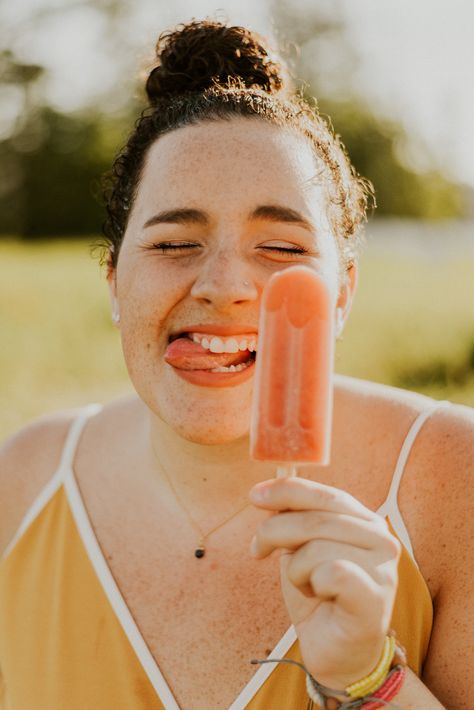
left=388, top=667, right=445, bottom=708
left=248, top=402, right=474, bottom=709
left=412, top=404, right=474, bottom=709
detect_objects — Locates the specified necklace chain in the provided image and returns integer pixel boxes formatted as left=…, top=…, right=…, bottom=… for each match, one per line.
left=149, top=437, right=251, bottom=558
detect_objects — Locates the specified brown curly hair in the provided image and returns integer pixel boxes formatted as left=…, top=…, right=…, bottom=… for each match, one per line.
left=96, top=20, right=374, bottom=271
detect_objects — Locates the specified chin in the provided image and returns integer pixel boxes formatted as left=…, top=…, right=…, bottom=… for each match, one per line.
left=129, top=361, right=255, bottom=444
left=167, top=414, right=250, bottom=445
left=150, top=372, right=254, bottom=444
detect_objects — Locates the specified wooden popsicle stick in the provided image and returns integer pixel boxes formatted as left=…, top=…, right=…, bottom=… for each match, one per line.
left=276, top=464, right=298, bottom=478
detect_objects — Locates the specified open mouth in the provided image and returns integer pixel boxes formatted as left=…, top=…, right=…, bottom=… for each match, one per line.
left=165, top=331, right=258, bottom=374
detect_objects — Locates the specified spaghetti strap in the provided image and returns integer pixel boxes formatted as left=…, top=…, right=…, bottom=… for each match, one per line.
left=1, top=403, right=103, bottom=562
left=378, top=399, right=450, bottom=559
left=385, top=400, right=450, bottom=507
left=58, top=403, right=103, bottom=473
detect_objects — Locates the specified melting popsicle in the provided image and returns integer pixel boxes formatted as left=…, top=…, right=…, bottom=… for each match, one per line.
left=250, top=266, right=335, bottom=475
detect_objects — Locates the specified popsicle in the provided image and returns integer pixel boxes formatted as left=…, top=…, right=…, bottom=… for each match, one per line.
left=250, top=265, right=335, bottom=476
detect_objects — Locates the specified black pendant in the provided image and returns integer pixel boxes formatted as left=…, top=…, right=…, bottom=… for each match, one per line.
left=195, top=547, right=205, bottom=558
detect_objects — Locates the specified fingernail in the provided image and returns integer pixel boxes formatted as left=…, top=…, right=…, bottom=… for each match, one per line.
left=250, top=484, right=269, bottom=502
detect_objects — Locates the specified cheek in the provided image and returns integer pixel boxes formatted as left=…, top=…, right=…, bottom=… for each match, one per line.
left=115, top=283, right=168, bottom=373
left=116, top=259, right=180, bottom=322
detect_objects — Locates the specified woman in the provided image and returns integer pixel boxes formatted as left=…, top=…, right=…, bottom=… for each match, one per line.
left=0, top=20, right=472, bottom=710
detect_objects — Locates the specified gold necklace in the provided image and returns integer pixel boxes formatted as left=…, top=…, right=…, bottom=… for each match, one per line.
left=149, top=438, right=251, bottom=558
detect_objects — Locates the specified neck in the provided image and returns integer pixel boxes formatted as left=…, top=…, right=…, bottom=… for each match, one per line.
left=146, top=410, right=276, bottom=519
left=142, top=376, right=353, bottom=523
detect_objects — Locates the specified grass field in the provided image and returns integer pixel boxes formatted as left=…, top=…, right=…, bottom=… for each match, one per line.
left=1, top=234, right=473, bottom=440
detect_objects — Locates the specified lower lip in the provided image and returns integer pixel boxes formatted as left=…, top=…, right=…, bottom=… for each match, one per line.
left=170, top=360, right=256, bottom=388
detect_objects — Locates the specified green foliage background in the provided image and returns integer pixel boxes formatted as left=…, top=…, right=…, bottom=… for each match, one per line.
left=0, top=3, right=468, bottom=239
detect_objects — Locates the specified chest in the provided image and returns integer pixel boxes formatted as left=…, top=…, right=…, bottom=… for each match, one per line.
left=86, top=488, right=292, bottom=710
left=71, top=404, right=429, bottom=708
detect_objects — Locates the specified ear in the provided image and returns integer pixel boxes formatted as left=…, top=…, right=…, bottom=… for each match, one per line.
left=335, top=262, right=357, bottom=338
left=106, top=250, right=120, bottom=327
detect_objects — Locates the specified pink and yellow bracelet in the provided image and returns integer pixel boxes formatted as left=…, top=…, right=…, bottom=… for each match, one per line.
left=304, top=634, right=407, bottom=709
left=251, top=632, right=407, bottom=710
left=346, top=635, right=396, bottom=699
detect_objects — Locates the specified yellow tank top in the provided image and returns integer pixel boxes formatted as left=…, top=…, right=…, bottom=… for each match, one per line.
left=0, top=402, right=446, bottom=710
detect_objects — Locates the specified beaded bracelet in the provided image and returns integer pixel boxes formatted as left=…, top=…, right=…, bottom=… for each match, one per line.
left=306, top=665, right=406, bottom=709
left=346, top=636, right=396, bottom=699
left=251, top=633, right=407, bottom=710
left=361, top=667, right=406, bottom=710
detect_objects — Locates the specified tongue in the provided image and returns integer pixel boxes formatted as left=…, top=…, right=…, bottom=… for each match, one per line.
left=165, top=337, right=251, bottom=371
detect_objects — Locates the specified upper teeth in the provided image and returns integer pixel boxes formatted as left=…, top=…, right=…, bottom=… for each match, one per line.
left=190, top=333, right=258, bottom=353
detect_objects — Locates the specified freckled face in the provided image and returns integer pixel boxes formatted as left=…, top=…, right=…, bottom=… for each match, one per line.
left=110, top=118, right=342, bottom=444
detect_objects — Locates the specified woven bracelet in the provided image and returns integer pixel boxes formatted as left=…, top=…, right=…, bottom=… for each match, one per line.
left=251, top=657, right=405, bottom=710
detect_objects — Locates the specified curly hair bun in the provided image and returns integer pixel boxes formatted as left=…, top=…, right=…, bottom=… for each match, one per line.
left=145, top=20, right=285, bottom=104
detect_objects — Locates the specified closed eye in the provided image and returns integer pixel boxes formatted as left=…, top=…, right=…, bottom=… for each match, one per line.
left=152, top=242, right=200, bottom=253
left=150, top=242, right=308, bottom=256
left=259, top=245, right=308, bottom=255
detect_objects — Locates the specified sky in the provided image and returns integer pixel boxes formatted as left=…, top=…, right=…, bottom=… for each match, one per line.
left=1, top=0, right=473, bottom=187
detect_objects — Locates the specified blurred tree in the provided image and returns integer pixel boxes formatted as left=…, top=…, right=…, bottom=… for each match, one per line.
left=272, top=0, right=463, bottom=219
left=0, top=50, right=43, bottom=87
left=0, top=49, right=130, bottom=237
left=0, top=0, right=465, bottom=238
left=0, top=2, right=135, bottom=239
left=315, top=99, right=463, bottom=217
left=0, top=107, right=119, bottom=236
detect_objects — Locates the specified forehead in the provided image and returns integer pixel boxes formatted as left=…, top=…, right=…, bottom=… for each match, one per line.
left=136, top=118, right=326, bottom=216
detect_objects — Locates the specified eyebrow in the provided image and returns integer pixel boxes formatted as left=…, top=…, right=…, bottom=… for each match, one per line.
left=143, top=209, right=208, bottom=228
left=251, top=205, right=314, bottom=232
left=143, top=204, right=315, bottom=232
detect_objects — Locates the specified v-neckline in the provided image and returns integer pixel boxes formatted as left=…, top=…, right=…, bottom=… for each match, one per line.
left=63, top=462, right=298, bottom=710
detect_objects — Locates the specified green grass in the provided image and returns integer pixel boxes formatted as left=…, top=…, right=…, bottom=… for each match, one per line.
left=336, top=253, right=474, bottom=403
left=1, top=237, right=473, bottom=440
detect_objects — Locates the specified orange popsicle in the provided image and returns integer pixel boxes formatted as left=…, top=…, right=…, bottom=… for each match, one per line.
left=250, top=266, right=334, bottom=466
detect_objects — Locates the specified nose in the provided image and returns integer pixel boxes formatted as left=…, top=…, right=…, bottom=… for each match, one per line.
left=190, top=249, right=258, bottom=309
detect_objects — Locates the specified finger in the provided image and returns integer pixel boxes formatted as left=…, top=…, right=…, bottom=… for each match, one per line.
left=251, top=510, right=394, bottom=559
left=285, top=539, right=399, bottom=596
left=308, top=559, right=393, bottom=632
left=249, top=477, right=376, bottom=520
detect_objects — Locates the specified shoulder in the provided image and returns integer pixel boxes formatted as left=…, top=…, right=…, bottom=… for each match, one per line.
left=0, top=393, right=144, bottom=557
left=393, top=395, right=473, bottom=597
left=337, top=376, right=473, bottom=590
left=0, top=406, right=89, bottom=557
left=411, top=403, right=474, bottom=704
left=411, top=400, right=474, bottom=571
left=364, top=377, right=474, bottom=554
left=334, top=375, right=437, bottom=426
left=336, top=375, right=472, bottom=450
left=417, top=398, right=474, bottom=464
left=402, top=398, right=474, bottom=522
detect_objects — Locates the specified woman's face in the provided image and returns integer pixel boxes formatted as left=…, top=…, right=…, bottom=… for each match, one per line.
left=109, top=118, right=353, bottom=444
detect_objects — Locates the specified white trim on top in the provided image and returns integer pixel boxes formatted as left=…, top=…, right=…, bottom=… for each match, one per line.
left=228, top=625, right=297, bottom=710
left=63, top=460, right=299, bottom=709
left=376, top=499, right=414, bottom=560
left=0, top=401, right=297, bottom=708
left=1, top=465, right=65, bottom=562
left=383, top=400, right=450, bottom=509
left=1, top=403, right=103, bottom=563
left=377, top=400, right=450, bottom=563
left=3, top=397, right=434, bottom=708
left=63, top=465, right=181, bottom=710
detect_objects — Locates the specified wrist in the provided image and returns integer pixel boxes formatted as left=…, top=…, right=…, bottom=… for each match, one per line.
left=305, top=634, right=407, bottom=709
left=311, top=637, right=386, bottom=690
left=306, top=665, right=407, bottom=710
